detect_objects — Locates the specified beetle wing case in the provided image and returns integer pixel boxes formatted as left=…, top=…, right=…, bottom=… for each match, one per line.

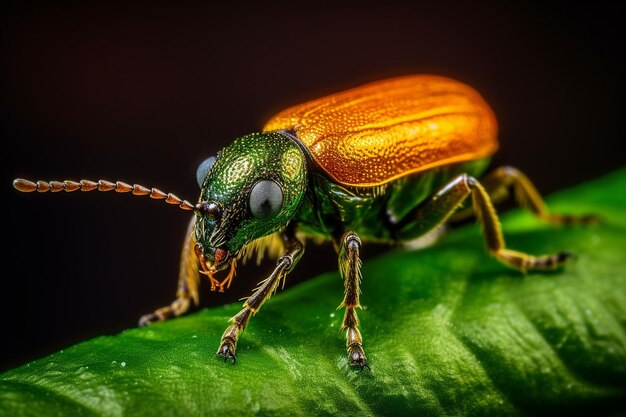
left=264, top=75, right=498, bottom=187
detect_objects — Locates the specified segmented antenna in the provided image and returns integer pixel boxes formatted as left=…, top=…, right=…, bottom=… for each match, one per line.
left=13, top=178, right=198, bottom=211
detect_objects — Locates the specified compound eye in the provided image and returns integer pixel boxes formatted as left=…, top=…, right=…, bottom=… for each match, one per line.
left=249, top=180, right=283, bottom=220
left=196, top=156, right=217, bottom=188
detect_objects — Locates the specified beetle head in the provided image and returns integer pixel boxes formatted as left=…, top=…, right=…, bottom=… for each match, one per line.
left=194, top=131, right=307, bottom=272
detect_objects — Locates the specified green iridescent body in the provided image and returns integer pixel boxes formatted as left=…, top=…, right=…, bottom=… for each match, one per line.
left=197, top=131, right=489, bottom=255
left=295, top=157, right=490, bottom=243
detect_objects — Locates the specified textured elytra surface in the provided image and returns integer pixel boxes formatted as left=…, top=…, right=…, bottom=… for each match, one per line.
left=264, top=75, right=498, bottom=187
left=1, top=168, right=625, bottom=417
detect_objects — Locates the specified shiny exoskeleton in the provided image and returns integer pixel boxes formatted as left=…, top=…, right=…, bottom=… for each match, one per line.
left=13, top=75, right=596, bottom=370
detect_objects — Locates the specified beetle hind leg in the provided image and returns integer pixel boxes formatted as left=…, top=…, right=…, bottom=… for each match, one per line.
left=465, top=176, right=573, bottom=271
left=396, top=174, right=574, bottom=272
left=338, top=232, right=369, bottom=370
left=449, top=166, right=599, bottom=225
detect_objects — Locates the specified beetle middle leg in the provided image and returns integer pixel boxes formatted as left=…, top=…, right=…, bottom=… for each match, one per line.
left=449, top=166, right=599, bottom=225
left=139, top=217, right=200, bottom=326
left=217, top=227, right=303, bottom=363
left=396, top=174, right=573, bottom=272
left=337, top=231, right=369, bottom=370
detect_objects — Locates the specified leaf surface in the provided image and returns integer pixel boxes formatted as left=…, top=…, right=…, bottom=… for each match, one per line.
left=2, top=169, right=625, bottom=417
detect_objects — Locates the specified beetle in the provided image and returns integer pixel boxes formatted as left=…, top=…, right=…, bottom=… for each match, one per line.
left=13, top=74, right=596, bottom=370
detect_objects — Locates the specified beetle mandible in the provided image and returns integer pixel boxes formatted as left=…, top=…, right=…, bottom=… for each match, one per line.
left=13, top=74, right=596, bottom=369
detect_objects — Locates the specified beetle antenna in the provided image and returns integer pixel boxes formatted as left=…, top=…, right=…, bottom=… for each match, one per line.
left=13, top=178, right=199, bottom=212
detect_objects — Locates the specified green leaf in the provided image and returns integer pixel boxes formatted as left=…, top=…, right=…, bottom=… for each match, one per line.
left=2, top=168, right=626, bottom=417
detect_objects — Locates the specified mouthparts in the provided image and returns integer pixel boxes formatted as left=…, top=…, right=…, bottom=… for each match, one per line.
left=194, top=243, right=237, bottom=293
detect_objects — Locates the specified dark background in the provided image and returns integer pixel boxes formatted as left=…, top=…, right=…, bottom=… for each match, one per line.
left=1, top=1, right=623, bottom=371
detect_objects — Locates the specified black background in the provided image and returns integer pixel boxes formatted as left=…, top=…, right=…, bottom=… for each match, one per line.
left=2, top=1, right=623, bottom=371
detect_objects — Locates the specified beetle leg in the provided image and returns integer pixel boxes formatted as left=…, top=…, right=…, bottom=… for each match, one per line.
left=397, top=174, right=574, bottom=271
left=217, top=228, right=303, bottom=364
left=449, top=166, right=599, bottom=224
left=139, top=217, right=200, bottom=326
left=337, top=231, right=369, bottom=370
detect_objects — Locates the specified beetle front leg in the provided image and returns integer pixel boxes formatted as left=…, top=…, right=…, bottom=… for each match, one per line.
left=217, top=230, right=304, bottom=363
left=139, top=217, right=200, bottom=326
left=338, top=231, right=369, bottom=370
left=397, top=174, right=573, bottom=271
